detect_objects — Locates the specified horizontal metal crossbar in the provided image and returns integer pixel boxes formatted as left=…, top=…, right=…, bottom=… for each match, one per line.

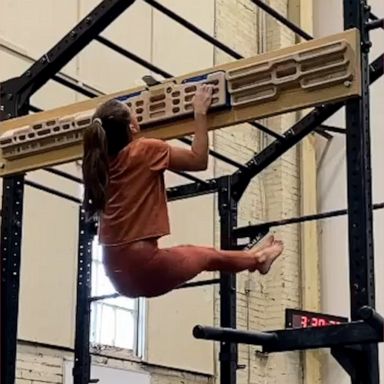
left=89, top=278, right=220, bottom=302
left=369, top=12, right=384, bottom=30
left=177, top=138, right=247, bottom=170
left=318, top=124, right=346, bottom=134
left=264, top=321, right=383, bottom=353
left=25, top=179, right=81, bottom=204
left=193, top=321, right=383, bottom=353
left=366, top=18, right=384, bottom=31
left=95, top=36, right=173, bottom=78
left=234, top=202, right=384, bottom=239
left=44, top=167, right=83, bottom=184
left=167, top=179, right=218, bottom=202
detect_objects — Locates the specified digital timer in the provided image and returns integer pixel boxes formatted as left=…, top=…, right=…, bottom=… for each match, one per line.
left=285, top=309, right=348, bottom=329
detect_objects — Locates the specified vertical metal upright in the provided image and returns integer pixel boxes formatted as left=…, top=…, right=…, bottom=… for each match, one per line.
left=73, top=207, right=96, bottom=384
left=0, top=175, right=25, bottom=384
left=343, top=0, right=379, bottom=382
left=218, top=176, right=238, bottom=384
left=0, top=97, right=28, bottom=384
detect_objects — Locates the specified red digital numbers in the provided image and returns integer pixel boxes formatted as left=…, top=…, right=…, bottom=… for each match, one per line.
left=299, top=316, right=341, bottom=328
left=289, top=310, right=347, bottom=329
left=300, top=315, right=308, bottom=327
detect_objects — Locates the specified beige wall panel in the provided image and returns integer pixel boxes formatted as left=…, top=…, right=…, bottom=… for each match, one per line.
left=314, top=0, right=384, bottom=382
left=78, top=1, right=152, bottom=93
left=0, top=44, right=79, bottom=346
left=0, top=0, right=78, bottom=77
left=18, top=166, right=81, bottom=348
left=152, top=0, right=215, bottom=76
left=0, top=25, right=80, bottom=346
left=0, top=46, right=31, bottom=81
left=31, top=80, right=78, bottom=112
left=147, top=193, right=215, bottom=374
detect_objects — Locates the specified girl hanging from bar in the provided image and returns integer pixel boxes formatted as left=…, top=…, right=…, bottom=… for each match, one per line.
left=81, top=84, right=284, bottom=298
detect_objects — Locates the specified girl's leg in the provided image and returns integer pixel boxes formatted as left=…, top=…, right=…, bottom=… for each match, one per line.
left=146, top=240, right=283, bottom=296
left=103, top=238, right=283, bottom=298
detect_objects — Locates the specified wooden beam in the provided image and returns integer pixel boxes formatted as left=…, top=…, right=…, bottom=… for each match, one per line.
left=0, top=29, right=360, bottom=176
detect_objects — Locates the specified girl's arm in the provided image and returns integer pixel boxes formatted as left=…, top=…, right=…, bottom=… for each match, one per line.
left=168, top=84, right=213, bottom=172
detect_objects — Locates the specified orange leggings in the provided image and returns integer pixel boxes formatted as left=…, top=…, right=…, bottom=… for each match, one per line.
left=103, top=239, right=258, bottom=298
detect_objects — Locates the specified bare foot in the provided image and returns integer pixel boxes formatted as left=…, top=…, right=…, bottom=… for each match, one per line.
left=261, top=234, right=274, bottom=248
left=249, top=234, right=274, bottom=252
left=250, top=240, right=284, bottom=274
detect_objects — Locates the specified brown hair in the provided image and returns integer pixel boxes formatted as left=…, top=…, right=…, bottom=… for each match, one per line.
left=82, top=99, right=132, bottom=219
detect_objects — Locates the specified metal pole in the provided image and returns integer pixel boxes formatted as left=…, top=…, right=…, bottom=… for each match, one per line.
left=343, top=0, right=379, bottom=382
left=250, top=0, right=313, bottom=40
left=218, top=176, right=238, bottom=384
left=233, top=202, right=384, bottom=238
left=0, top=92, right=28, bottom=384
left=95, top=36, right=173, bottom=78
left=0, top=175, right=25, bottom=384
left=25, top=179, right=81, bottom=204
left=366, top=19, right=384, bottom=30
left=73, top=208, right=96, bottom=384
left=44, top=168, right=83, bottom=184
left=193, top=325, right=277, bottom=345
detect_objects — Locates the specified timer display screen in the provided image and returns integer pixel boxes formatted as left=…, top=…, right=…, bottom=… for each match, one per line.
left=285, top=309, right=348, bottom=329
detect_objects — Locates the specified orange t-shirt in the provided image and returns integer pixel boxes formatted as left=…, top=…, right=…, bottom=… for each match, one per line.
left=98, top=137, right=171, bottom=246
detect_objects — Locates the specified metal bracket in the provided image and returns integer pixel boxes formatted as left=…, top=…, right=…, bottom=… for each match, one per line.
left=331, top=346, right=362, bottom=381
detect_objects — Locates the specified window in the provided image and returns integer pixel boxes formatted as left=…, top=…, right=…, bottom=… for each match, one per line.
left=90, top=239, right=146, bottom=357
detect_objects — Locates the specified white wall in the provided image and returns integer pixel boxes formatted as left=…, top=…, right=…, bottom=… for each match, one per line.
left=0, top=0, right=215, bottom=374
left=314, top=0, right=384, bottom=382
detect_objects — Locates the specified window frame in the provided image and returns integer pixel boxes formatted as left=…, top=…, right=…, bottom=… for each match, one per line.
left=90, top=239, right=146, bottom=358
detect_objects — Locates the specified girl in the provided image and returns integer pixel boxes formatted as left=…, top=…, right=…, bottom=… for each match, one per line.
left=82, top=84, right=283, bottom=298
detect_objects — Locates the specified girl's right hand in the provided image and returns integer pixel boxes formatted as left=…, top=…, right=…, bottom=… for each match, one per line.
left=192, top=84, right=213, bottom=115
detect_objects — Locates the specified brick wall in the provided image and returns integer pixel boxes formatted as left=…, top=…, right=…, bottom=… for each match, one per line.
left=16, top=343, right=213, bottom=384
left=213, top=0, right=302, bottom=383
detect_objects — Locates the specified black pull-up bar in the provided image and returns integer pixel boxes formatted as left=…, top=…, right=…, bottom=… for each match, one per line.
left=193, top=319, right=384, bottom=353
left=193, top=325, right=278, bottom=346
left=89, top=278, right=220, bottom=302
left=366, top=18, right=384, bottom=31
left=369, top=12, right=384, bottom=30
left=193, top=306, right=384, bottom=353
left=234, top=202, right=384, bottom=240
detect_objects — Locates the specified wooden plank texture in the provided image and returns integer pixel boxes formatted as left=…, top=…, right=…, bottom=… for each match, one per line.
left=0, top=29, right=360, bottom=176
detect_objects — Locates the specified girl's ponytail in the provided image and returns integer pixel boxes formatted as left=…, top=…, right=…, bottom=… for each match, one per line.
left=82, top=118, right=109, bottom=219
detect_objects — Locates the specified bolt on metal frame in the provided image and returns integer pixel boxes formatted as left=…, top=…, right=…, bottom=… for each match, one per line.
left=0, top=1, right=383, bottom=384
